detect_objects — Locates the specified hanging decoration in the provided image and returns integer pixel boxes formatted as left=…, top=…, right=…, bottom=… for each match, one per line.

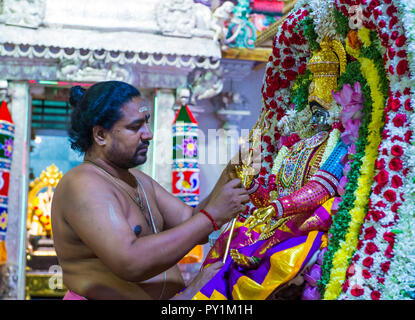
left=173, top=103, right=202, bottom=264
left=0, top=101, right=14, bottom=265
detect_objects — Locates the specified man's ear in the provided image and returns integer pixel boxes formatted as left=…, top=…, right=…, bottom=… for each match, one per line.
left=92, top=125, right=108, bottom=146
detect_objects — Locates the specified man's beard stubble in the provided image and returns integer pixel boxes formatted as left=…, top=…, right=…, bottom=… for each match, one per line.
left=108, top=141, right=150, bottom=169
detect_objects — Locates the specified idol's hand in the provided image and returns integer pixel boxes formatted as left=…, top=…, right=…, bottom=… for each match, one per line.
left=235, top=162, right=255, bottom=189
left=243, top=204, right=276, bottom=233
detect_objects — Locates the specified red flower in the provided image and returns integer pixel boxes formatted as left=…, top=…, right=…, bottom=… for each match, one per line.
left=371, top=291, right=381, bottom=300
left=383, top=232, right=396, bottom=245
left=391, top=175, right=403, bottom=189
left=264, top=155, right=273, bottom=163
left=365, top=242, right=379, bottom=255
left=284, top=70, right=298, bottom=81
left=397, top=50, right=407, bottom=58
left=405, top=130, right=413, bottom=143
left=391, top=145, right=403, bottom=157
left=280, top=79, right=290, bottom=89
left=368, top=210, right=386, bottom=222
left=263, top=135, right=271, bottom=144
left=373, top=184, right=383, bottom=195
left=384, top=189, right=397, bottom=202
left=362, top=269, right=372, bottom=279
left=404, top=98, right=413, bottom=111
left=375, top=201, right=387, bottom=208
left=363, top=257, right=374, bottom=268
left=298, top=63, right=307, bottom=75
left=392, top=113, right=407, bottom=127
left=389, top=158, right=403, bottom=171
left=395, top=34, right=407, bottom=47
left=375, top=158, right=386, bottom=170
left=391, top=202, right=401, bottom=213
left=374, top=170, right=389, bottom=187
left=389, top=98, right=400, bottom=111
left=397, top=60, right=409, bottom=76
left=380, top=261, right=390, bottom=273
left=274, top=131, right=281, bottom=141
left=385, top=244, right=394, bottom=258
left=351, top=285, right=364, bottom=297
left=282, top=56, right=296, bottom=69
left=342, top=280, right=350, bottom=293
left=346, top=264, right=355, bottom=277
left=364, top=226, right=377, bottom=240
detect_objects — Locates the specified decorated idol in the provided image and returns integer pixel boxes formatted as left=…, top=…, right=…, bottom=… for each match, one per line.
left=194, top=0, right=415, bottom=300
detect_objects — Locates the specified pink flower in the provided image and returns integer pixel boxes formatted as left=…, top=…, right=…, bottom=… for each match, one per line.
left=337, top=176, right=348, bottom=196
left=333, top=82, right=363, bottom=123
left=302, top=284, right=321, bottom=300
left=303, top=264, right=322, bottom=287
left=341, top=118, right=362, bottom=145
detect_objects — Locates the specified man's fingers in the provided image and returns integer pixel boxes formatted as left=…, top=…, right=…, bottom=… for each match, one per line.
left=206, top=261, right=224, bottom=272
left=240, top=195, right=250, bottom=203
left=227, top=178, right=243, bottom=188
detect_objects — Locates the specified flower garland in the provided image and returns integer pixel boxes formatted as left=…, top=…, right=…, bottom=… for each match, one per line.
left=271, top=145, right=289, bottom=176
left=335, top=0, right=413, bottom=300
left=252, top=0, right=415, bottom=300
left=378, top=0, right=415, bottom=300
left=318, top=59, right=372, bottom=297
left=258, top=0, right=311, bottom=186
left=321, top=129, right=342, bottom=166
left=323, top=32, right=386, bottom=300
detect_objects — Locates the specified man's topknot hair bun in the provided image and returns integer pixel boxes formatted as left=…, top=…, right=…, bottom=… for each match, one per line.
left=69, top=85, right=86, bottom=108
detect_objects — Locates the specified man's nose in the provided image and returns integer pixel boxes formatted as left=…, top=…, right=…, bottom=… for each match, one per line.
left=142, top=123, right=153, bottom=140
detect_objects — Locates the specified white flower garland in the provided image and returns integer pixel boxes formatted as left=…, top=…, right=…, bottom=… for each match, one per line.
left=382, top=0, right=415, bottom=300
left=309, top=0, right=341, bottom=42
left=339, top=0, right=415, bottom=300
left=320, top=128, right=341, bottom=166
left=271, top=145, right=289, bottom=176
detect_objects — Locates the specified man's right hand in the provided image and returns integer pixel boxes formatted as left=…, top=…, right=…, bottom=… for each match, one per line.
left=203, top=179, right=249, bottom=227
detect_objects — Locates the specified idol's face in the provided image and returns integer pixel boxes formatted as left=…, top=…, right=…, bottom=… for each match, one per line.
left=310, top=103, right=330, bottom=132
left=106, top=97, right=153, bottom=169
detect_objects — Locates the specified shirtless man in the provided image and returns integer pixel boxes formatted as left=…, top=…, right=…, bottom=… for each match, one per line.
left=51, top=81, right=249, bottom=300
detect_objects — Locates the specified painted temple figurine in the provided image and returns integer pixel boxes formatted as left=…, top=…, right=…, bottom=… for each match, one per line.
left=194, top=37, right=354, bottom=300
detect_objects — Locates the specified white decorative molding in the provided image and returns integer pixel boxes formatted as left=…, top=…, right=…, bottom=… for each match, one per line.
left=0, top=0, right=46, bottom=28
left=156, top=0, right=216, bottom=39
left=57, top=62, right=133, bottom=83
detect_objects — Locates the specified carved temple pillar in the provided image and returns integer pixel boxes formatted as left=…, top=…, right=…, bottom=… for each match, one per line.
left=0, top=81, right=31, bottom=300
left=150, top=89, right=176, bottom=192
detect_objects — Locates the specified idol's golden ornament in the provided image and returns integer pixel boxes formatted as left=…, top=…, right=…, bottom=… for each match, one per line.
left=308, top=36, right=347, bottom=110
left=222, top=110, right=271, bottom=263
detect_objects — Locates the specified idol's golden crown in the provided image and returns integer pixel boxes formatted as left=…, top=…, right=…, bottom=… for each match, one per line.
left=307, top=37, right=347, bottom=110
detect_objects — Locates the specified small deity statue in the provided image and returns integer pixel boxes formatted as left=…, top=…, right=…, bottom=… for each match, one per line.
left=195, top=37, right=352, bottom=300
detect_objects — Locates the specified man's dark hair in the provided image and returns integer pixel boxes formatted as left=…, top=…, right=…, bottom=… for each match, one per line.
left=68, top=81, right=141, bottom=153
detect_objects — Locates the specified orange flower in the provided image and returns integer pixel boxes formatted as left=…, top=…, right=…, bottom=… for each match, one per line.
left=347, top=30, right=362, bottom=49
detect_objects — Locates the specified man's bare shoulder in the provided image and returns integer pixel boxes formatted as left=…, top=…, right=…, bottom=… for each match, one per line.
left=54, top=164, right=117, bottom=210
left=129, top=168, right=156, bottom=190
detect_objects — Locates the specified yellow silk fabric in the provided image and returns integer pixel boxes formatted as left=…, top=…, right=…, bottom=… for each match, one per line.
left=193, top=231, right=320, bottom=300
left=232, top=230, right=319, bottom=300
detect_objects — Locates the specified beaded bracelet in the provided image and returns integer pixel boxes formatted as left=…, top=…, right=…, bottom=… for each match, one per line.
left=200, top=209, right=219, bottom=231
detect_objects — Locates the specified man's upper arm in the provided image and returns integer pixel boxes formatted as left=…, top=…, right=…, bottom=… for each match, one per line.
left=63, top=174, right=137, bottom=279
left=150, top=178, right=193, bottom=229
